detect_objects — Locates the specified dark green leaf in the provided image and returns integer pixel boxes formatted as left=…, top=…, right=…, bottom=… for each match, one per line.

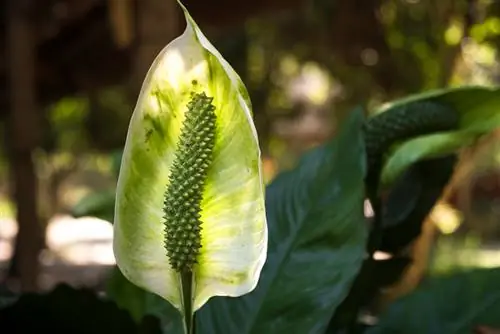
left=71, top=190, right=116, bottom=223
left=0, top=283, right=162, bottom=334
left=0, top=285, right=19, bottom=309
left=379, top=154, right=457, bottom=254
left=328, top=256, right=412, bottom=331
left=373, top=257, right=412, bottom=288
left=367, top=268, right=500, bottom=334
left=106, top=267, right=184, bottom=333
left=195, top=108, right=367, bottom=333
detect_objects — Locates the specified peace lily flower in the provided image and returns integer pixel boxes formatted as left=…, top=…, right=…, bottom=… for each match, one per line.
left=113, top=1, right=267, bottom=331
left=379, top=86, right=500, bottom=187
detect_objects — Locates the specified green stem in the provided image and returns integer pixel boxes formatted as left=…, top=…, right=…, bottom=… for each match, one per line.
left=181, top=270, right=195, bottom=334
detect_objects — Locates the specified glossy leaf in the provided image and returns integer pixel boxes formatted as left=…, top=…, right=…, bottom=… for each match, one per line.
left=195, top=108, right=368, bottom=333
left=368, top=268, right=500, bottom=334
left=379, top=86, right=500, bottom=186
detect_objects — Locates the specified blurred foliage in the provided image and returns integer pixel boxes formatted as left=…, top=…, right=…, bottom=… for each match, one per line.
left=65, top=85, right=500, bottom=333
left=0, top=283, right=162, bottom=334
left=2, top=0, right=500, bottom=333
left=105, top=267, right=182, bottom=333
left=367, top=267, right=500, bottom=334
left=377, top=86, right=500, bottom=186
left=71, top=189, right=116, bottom=223
left=45, top=97, right=89, bottom=153
left=430, top=233, right=486, bottom=274
left=4, top=0, right=500, bottom=211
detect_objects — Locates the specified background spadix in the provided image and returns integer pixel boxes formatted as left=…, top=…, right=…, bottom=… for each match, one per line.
left=113, top=0, right=267, bottom=314
left=378, top=86, right=500, bottom=187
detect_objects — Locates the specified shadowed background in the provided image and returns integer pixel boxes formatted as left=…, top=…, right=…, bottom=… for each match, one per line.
left=0, top=0, right=500, bottom=316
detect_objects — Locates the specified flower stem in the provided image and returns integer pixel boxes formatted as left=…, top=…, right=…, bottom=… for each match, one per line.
left=181, top=270, right=195, bottom=334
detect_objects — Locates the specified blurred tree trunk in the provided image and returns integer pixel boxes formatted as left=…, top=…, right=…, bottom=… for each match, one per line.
left=129, top=0, right=182, bottom=100
left=6, top=0, right=43, bottom=291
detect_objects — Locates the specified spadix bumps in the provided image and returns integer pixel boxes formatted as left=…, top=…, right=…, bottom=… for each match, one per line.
left=163, top=92, right=216, bottom=272
left=113, top=0, right=268, bottom=319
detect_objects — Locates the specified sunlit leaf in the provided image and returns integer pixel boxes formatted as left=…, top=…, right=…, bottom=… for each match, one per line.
left=380, top=86, right=500, bottom=186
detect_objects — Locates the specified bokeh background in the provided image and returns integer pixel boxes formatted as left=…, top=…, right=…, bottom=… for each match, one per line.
left=1, top=0, right=500, bottom=304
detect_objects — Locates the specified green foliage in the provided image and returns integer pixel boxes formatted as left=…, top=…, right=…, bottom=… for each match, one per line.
left=379, top=86, right=500, bottom=187
left=86, top=86, right=133, bottom=151
left=379, top=154, right=457, bottom=254
left=106, top=267, right=184, bottom=333
left=36, top=86, right=500, bottom=334
left=71, top=189, right=116, bottom=223
left=47, top=97, right=90, bottom=152
left=103, top=107, right=367, bottom=334
left=0, top=286, right=19, bottom=309
left=195, top=107, right=367, bottom=333
left=71, top=149, right=123, bottom=223
left=0, top=283, right=162, bottom=334
left=5, top=0, right=500, bottom=331
left=327, top=256, right=412, bottom=332
left=367, top=268, right=500, bottom=334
